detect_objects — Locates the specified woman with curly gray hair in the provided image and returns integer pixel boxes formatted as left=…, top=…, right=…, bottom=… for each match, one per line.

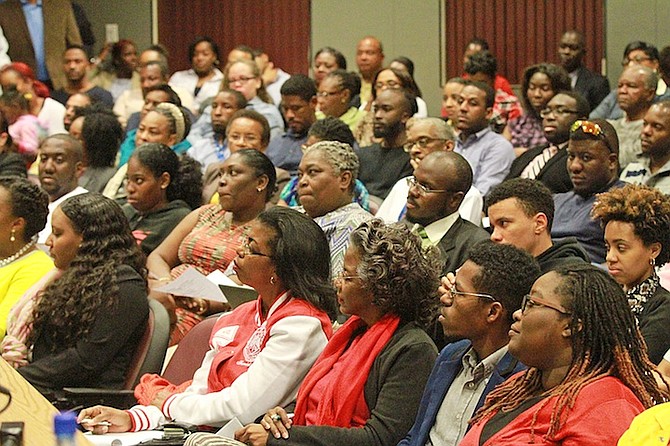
left=235, top=219, right=440, bottom=446
left=296, top=140, right=372, bottom=275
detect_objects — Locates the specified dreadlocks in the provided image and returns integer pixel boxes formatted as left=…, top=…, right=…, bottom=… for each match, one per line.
left=470, top=263, right=668, bottom=441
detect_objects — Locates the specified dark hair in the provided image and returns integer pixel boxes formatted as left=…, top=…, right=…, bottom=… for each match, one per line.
left=325, top=69, right=361, bottom=101
left=0, top=112, right=11, bottom=148
left=30, top=193, right=146, bottom=351
left=144, top=84, right=182, bottom=107
left=463, top=79, right=495, bottom=108
left=153, top=103, right=192, bottom=143
left=41, top=134, right=84, bottom=162
left=467, top=240, right=540, bottom=322
left=111, top=39, right=136, bottom=71
left=487, top=178, right=555, bottom=230
left=391, top=56, right=415, bottom=77
left=466, top=37, right=490, bottom=51
left=552, top=90, right=590, bottom=119
left=0, top=88, right=30, bottom=112
left=307, top=117, right=356, bottom=147
left=314, top=47, right=347, bottom=70
left=188, top=36, right=220, bottom=64
left=256, top=207, right=337, bottom=320
left=464, top=50, right=497, bottom=79
left=227, top=109, right=271, bottom=148
left=624, top=41, right=659, bottom=60
left=473, top=264, right=668, bottom=438
left=660, top=46, right=670, bottom=79
left=521, top=63, right=572, bottom=118
left=132, top=143, right=203, bottom=210
left=280, top=75, right=317, bottom=102
left=371, top=66, right=422, bottom=101
left=218, top=88, right=247, bottom=110
left=231, top=45, right=255, bottom=60
left=592, top=183, right=670, bottom=266
left=64, top=44, right=87, bottom=55
left=80, top=105, right=123, bottom=168
left=233, top=148, right=277, bottom=202
left=350, top=220, right=442, bottom=326
left=0, top=176, right=49, bottom=240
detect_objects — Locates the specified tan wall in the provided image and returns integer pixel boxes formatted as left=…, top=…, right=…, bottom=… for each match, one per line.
left=605, top=0, right=670, bottom=85
left=311, top=0, right=444, bottom=116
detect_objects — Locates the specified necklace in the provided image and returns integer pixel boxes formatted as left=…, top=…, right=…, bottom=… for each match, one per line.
left=0, top=235, right=38, bottom=268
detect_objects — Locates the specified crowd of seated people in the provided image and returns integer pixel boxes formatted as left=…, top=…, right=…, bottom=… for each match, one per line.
left=3, top=20, right=670, bottom=445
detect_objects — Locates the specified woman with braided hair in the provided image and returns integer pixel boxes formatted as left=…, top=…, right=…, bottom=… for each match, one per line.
left=591, top=183, right=670, bottom=364
left=459, top=263, right=667, bottom=446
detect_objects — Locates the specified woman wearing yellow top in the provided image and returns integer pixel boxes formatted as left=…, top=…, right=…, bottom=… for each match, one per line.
left=0, top=176, right=54, bottom=337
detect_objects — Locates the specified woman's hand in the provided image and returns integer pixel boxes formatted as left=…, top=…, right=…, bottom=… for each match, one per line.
left=77, top=405, right=132, bottom=434
left=148, top=290, right=177, bottom=324
left=259, top=406, right=292, bottom=439
left=235, top=424, right=270, bottom=446
left=150, top=388, right=172, bottom=409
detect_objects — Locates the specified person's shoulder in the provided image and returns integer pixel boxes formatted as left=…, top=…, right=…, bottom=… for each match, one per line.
left=576, top=376, right=642, bottom=405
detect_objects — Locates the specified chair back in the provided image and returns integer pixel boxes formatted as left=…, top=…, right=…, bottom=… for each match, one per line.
left=123, top=298, right=171, bottom=389
left=162, top=315, right=218, bottom=385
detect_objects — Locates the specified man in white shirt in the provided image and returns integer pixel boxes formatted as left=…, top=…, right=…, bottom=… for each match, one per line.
left=37, top=134, right=87, bottom=243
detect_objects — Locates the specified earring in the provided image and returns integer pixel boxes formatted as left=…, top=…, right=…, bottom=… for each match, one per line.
left=257, top=187, right=264, bottom=193
left=651, top=257, right=656, bottom=267
left=9, top=229, right=15, bottom=243
left=270, top=276, right=276, bottom=285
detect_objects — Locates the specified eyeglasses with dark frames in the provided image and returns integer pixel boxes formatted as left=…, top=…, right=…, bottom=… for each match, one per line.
left=449, top=284, right=497, bottom=302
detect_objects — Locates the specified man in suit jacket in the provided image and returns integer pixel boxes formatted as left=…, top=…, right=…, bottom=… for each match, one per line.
left=398, top=241, right=539, bottom=446
left=403, top=150, right=488, bottom=275
left=0, top=0, right=82, bottom=90
left=558, top=30, right=609, bottom=112
left=505, top=91, right=589, bottom=193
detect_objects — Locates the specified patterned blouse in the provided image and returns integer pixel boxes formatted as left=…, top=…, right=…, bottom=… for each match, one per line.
left=508, top=113, right=548, bottom=149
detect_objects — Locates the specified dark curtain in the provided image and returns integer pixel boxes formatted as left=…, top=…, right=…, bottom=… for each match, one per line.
left=157, top=0, right=311, bottom=75
left=445, top=0, right=605, bottom=84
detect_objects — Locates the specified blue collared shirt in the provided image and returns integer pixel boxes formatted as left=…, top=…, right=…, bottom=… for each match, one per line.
left=455, top=127, right=515, bottom=195
left=20, top=0, right=47, bottom=81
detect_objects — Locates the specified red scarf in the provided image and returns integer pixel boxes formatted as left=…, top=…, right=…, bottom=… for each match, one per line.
left=293, top=314, right=400, bottom=427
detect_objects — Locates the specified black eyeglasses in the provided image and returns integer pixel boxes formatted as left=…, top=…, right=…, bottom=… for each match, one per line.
left=521, top=294, right=571, bottom=316
left=540, top=107, right=579, bottom=118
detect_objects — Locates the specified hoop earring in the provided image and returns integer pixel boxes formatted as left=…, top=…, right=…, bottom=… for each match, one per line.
left=9, top=229, right=15, bottom=243
left=270, top=276, right=276, bottom=285
left=650, top=257, right=656, bottom=267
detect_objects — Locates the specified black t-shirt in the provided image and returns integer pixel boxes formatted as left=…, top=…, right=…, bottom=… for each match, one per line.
left=357, top=143, right=412, bottom=200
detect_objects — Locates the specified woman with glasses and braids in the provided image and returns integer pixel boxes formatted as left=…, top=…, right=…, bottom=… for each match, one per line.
left=459, top=263, right=668, bottom=446
left=591, top=183, right=670, bottom=364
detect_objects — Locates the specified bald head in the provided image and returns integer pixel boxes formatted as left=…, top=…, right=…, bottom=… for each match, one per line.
left=356, top=36, right=384, bottom=80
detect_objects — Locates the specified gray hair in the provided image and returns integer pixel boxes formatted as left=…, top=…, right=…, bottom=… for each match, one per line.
left=303, top=140, right=359, bottom=180
left=623, top=65, right=659, bottom=91
left=406, top=117, right=456, bottom=142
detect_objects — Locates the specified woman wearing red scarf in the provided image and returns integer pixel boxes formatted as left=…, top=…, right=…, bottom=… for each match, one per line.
left=235, top=220, right=440, bottom=446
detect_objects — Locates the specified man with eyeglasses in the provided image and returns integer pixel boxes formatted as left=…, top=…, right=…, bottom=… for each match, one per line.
left=377, top=117, right=483, bottom=225
left=505, top=91, right=589, bottom=193
left=265, top=75, right=318, bottom=175
left=403, top=151, right=487, bottom=276
left=551, top=119, right=624, bottom=264
left=398, top=241, right=539, bottom=446
left=557, top=30, right=610, bottom=112
left=608, top=65, right=657, bottom=168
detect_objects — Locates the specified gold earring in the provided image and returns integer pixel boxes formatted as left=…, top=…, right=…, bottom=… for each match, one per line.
left=270, top=276, right=276, bottom=284
left=10, top=229, right=15, bottom=242
left=650, top=257, right=656, bottom=267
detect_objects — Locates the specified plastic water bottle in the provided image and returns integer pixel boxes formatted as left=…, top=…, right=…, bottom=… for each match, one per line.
left=54, top=412, right=77, bottom=446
